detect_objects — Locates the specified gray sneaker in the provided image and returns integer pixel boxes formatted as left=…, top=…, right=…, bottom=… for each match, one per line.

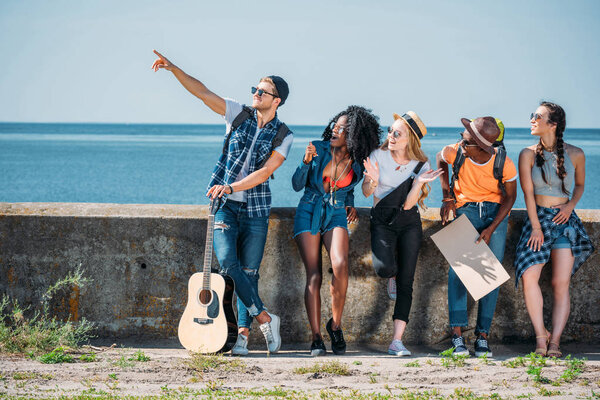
left=388, top=339, right=411, bottom=356
left=474, top=336, right=493, bottom=357
left=259, top=313, right=281, bottom=353
left=231, top=333, right=249, bottom=356
left=451, top=334, right=470, bottom=356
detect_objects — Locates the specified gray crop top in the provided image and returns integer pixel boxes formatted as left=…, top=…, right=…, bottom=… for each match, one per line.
left=531, top=149, right=575, bottom=197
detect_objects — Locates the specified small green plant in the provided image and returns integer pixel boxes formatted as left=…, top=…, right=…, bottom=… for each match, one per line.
left=128, top=349, right=150, bottom=362
left=112, top=354, right=135, bottom=368
left=12, top=372, right=53, bottom=380
left=205, top=379, right=224, bottom=391
left=352, top=360, right=362, bottom=365
left=79, top=352, right=97, bottom=362
left=478, top=352, right=495, bottom=365
left=108, top=373, right=118, bottom=380
left=560, top=355, right=586, bottom=383
left=404, top=360, right=420, bottom=367
left=39, top=346, right=74, bottom=364
left=293, top=360, right=350, bottom=376
left=538, top=387, right=561, bottom=396
left=439, top=347, right=468, bottom=368
left=185, top=352, right=246, bottom=378
left=503, top=356, right=528, bottom=368
left=368, top=373, right=378, bottom=383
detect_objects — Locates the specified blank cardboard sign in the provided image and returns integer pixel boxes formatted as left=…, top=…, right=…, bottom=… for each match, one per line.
left=431, top=214, right=510, bottom=301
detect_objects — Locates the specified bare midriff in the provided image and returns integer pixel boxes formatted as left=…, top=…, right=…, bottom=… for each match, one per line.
left=535, top=194, right=569, bottom=208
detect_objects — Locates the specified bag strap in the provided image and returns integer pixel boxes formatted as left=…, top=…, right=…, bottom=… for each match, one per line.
left=449, top=147, right=466, bottom=200
left=221, top=105, right=254, bottom=154
left=493, top=147, right=507, bottom=197
left=410, top=161, right=426, bottom=179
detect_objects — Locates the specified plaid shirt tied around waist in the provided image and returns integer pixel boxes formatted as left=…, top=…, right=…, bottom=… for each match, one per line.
left=207, top=107, right=288, bottom=218
left=514, top=205, right=595, bottom=287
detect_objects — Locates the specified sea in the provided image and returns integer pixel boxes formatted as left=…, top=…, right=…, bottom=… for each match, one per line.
left=1, top=123, right=599, bottom=209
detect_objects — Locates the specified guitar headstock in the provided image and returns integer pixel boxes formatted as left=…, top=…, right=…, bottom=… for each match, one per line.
left=209, top=197, right=223, bottom=216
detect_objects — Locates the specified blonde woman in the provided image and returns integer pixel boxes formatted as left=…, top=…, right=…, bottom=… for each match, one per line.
left=362, top=112, right=442, bottom=356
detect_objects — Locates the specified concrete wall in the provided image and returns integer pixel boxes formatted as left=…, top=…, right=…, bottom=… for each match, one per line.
left=1, top=202, right=598, bottom=345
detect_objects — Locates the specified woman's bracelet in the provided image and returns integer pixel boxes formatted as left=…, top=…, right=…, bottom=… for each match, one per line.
left=442, top=198, right=455, bottom=203
left=369, top=180, right=378, bottom=188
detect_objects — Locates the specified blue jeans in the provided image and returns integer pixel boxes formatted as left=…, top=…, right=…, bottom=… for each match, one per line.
left=448, top=202, right=508, bottom=335
left=213, top=199, right=269, bottom=329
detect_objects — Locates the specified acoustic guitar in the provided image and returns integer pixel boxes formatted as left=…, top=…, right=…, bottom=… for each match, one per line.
left=178, top=198, right=237, bottom=353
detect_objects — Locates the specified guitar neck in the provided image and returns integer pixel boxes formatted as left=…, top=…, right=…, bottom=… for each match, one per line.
left=202, top=214, right=215, bottom=289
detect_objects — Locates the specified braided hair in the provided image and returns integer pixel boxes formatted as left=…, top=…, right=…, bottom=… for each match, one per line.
left=322, top=105, right=382, bottom=164
left=535, top=101, right=570, bottom=195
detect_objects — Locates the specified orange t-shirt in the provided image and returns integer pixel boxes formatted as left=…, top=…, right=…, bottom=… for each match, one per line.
left=441, top=143, right=518, bottom=208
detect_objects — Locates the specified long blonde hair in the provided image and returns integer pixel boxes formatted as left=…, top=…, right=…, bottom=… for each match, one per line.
left=381, top=120, right=431, bottom=209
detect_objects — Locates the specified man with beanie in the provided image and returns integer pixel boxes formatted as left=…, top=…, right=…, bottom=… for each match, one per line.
left=436, top=116, right=517, bottom=357
left=152, top=50, right=293, bottom=355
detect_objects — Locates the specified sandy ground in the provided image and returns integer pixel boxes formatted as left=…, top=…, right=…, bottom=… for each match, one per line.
left=1, top=341, right=599, bottom=399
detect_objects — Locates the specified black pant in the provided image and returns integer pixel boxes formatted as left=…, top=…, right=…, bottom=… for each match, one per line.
left=370, top=207, right=422, bottom=323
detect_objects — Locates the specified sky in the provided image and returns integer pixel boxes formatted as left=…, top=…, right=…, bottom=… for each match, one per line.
left=1, top=0, right=599, bottom=128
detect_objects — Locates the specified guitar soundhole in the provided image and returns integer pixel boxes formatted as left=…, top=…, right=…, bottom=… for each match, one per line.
left=199, top=290, right=212, bottom=305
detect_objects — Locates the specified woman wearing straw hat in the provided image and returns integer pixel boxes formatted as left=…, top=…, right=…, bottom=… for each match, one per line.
left=362, top=111, right=442, bottom=356
left=515, top=101, right=594, bottom=357
left=292, top=105, right=381, bottom=356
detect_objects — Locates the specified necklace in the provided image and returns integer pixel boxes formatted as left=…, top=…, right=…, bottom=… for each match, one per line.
left=329, top=149, right=351, bottom=205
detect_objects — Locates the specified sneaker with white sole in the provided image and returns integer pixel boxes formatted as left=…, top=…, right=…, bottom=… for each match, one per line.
left=388, top=339, right=411, bottom=356
left=231, top=333, right=249, bottom=356
left=387, top=278, right=397, bottom=300
left=259, top=312, right=281, bottom=353
left=451, top=334, right=470, bottom=356
left=474, top=335, right=493, bottom=357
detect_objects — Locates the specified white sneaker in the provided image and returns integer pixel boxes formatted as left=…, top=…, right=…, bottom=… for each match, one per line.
left=231, top=333, right=249, bottom=356
left=387, top=278, right=397, bottom=300
left=259, top=312, right=281, bottom=353
left=388, top=339, right=411, bottom=356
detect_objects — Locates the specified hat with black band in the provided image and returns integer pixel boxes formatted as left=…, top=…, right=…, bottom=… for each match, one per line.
left=393, top=111, right=427, bottom=141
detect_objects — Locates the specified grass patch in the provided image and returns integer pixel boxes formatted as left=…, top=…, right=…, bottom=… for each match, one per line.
left=79, top=352, right=97, bottom=362
left=12, top=371, right=53, bottom=380
left=0, top=266, right=94, bottom=355
left=184, top=352, right=246, bottom=377
left=112, top=354, right=135, bottom=368
left=39, top=346, right=74, bottom=364
left=404, top=360, right=420, bottom=367
left=128, top=349, right=150, bottom=362
left=439, top=347, right=469, bottom=368
left=293, top=360, right=350, bottom=376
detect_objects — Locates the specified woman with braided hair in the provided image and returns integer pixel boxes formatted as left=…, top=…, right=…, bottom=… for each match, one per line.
left=292, top=105, right=381, bottom=356
left=516, top=101, right=594, bottom=357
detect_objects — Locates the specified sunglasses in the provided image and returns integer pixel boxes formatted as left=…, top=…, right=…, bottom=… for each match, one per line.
left=459, top=132, right=479, bottom=148
left=387, top=126, right=403, bottom=138
left=251, top=86, right=278, bottom=98
left=530, top=112, right=548, bottom=121
left=332, top=124, right=348, bottom=135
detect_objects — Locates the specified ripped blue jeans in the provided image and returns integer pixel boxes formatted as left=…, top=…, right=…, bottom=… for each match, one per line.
left=213, top=199, right=269, bottom=330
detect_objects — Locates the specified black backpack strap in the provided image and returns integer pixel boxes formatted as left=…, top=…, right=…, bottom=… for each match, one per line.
left=256, top=123, right=291, bottom=177
left=410, top=161, right=426, bottom=179
left=222, top=105, right=254, bottom=154
left=493, top=147, right=507, bottom=197
left=449, top=147, right=466, bottom=200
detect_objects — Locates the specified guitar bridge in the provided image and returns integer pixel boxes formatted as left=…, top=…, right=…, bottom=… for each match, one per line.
left=193, top=318, right=214, bottom=325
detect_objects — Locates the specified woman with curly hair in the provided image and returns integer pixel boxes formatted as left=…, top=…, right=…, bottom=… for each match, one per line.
left=363, top=112, right=442, bottom=356
left=292, top=105, right=381, bottom=356
left=516, top=101, right=594, bottom=357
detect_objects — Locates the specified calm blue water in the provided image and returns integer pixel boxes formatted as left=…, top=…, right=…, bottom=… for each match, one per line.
left=1, top=123, right=599, bottom=209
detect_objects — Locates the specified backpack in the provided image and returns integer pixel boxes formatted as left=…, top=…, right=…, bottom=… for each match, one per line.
left=222, top=105, right=290, bottom=178
left=449, top=146, right=507, bottom=199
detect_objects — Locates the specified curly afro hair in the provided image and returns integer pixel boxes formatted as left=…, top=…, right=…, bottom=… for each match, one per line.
left=322, top=105, right=382, bottom=164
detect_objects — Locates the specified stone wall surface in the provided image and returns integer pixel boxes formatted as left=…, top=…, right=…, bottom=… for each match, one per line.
left=1, top=203, right=598, bottom=345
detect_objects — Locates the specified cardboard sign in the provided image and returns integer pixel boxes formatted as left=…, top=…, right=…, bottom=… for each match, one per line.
left=431, top=214, right=510, bottom=301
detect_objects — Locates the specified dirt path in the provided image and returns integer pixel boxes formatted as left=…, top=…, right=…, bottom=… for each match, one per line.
left=1, top=343, right=599, bottom=399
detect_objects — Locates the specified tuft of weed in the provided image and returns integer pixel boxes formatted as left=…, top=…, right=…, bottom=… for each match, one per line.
left=440, top=347, right=469, bottom=368
left=560, top=355, right=586, bottom=383
left=404, top=360, right=420, bottom=367
left=128, top=349, right=150, bottom=362
left=12, top=372, right=53, bottom=380
left=185, top=352, right=246, bottom=378
left=79, top=352, right=97, bottom=362
left=293, top=360, right=350, bottom=376
left=352, top=360, right=362, bottom=365
left=112, top=354, right=135, bottom=369
left=0, top=266, right=95, bottom=355
left=39, top=346, right=74, bottom=364
left=538, top=387, right=561, bottom=396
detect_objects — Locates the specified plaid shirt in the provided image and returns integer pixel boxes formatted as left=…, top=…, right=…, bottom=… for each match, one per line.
left=514, top=206, right=595, bottom=287
left=207, top=107, right=290, bottom=218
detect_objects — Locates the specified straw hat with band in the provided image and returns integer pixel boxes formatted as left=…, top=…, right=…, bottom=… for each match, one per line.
left=461, top=116, right=500, bottom=155
left=393, top=111, right=427, bottom=143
